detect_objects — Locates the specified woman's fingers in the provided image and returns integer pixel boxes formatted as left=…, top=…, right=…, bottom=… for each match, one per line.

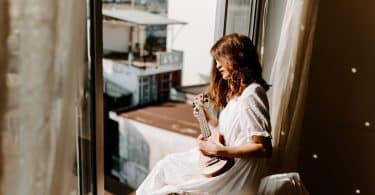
left=192, top=99, right=203, bottom=117
left=193, top=93, right=211, bottom=120
left=198, top=140, right=207, bottom=153
left=197, top=135, right=204, bottom=146
left=198, top=140, right=219, bottom=156
left=193, top=111, right=198, bottom=118
left=197, top=138, right=205, bottom=151
left=192, top=107, right=199, bottom=118
left=194, top=93, right=206, bottom=104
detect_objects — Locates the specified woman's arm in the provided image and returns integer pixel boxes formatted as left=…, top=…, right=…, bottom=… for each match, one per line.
left=219, top=136, right=272, bottom=158
left=198, top=135, right=272, bottom=159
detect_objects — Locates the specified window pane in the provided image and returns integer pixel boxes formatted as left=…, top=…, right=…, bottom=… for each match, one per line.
left=225, top=0, right=253, bottom=35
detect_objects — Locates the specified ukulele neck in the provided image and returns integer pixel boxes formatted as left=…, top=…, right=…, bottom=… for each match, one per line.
left=197, top=107, right=211, bottom=138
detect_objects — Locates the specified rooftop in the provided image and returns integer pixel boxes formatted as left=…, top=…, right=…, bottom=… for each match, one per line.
left=175, top=84, right=209, bottom=95
left=102, top=9, right=186, bottom=26
left=118, top=101, right=200, bottom=137
left=103, top=58, right=182, bottom=77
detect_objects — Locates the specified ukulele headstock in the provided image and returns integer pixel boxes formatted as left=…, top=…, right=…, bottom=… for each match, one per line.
left=193, top=93, right=208, bottom=108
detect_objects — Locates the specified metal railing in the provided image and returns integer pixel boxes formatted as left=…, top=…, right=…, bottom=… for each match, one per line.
left=156, top=50, right=183, bottom=66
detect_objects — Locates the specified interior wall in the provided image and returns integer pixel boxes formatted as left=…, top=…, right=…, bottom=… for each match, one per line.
left=298, top=0, right=375, bottom=194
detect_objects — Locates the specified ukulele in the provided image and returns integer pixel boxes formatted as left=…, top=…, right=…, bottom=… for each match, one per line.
left=194, top=96, right=234, bottom=177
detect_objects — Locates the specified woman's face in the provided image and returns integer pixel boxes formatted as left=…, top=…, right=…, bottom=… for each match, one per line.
left=215, top=59, right=233, bottom=80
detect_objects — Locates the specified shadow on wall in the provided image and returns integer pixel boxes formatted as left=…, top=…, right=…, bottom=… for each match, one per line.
left=112, top=120, right=150, bottom=190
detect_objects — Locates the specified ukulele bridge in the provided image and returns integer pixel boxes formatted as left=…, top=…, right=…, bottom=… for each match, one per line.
left=206, top=157, right=220, bottom=167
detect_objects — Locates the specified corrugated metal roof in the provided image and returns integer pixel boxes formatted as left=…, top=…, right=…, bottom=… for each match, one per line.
left=103, top=9, right=186, bottom=25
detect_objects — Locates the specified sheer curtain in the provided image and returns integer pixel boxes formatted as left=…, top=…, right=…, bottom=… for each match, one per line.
left=0, top=0, right=86, bottom=194
left=0, top=1, right=9, bottom=193
left=260, top=0, right=319, bottom=172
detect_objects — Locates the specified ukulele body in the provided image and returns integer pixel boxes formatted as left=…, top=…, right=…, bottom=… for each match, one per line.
left=198, top=129, right=234, bottom=177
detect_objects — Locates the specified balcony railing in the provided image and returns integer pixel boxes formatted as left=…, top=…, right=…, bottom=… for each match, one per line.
left=156, top=50, right=183, bottom=66
left=104, top=49, right=183, bottom=69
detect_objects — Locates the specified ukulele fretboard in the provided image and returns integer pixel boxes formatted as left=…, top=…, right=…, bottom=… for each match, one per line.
left=197, top=106, right=211, bottom=138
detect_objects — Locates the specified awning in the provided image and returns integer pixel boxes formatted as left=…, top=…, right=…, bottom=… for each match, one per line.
left=102, top=9, right=186, bottom=26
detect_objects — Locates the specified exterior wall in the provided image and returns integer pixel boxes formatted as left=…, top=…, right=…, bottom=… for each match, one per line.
left=167, top=0, right=217, bottom=86
left=103, top=60, right=140, bottom=105
left=103, top=22, right=130, bottom=53
left=138, top=72, right=173, bottom=104
left=115, top=117, right=150, bottom=189
left=103, top=21, right=143, bottom=54
left=103, top=59, right=181, bottom=106
left=111, top=116, right=196, bottom=188
left=120, top=118, right=196, bottom=169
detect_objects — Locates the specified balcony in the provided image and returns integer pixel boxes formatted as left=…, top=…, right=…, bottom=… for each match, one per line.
left=103, top=8, right=185, bottom=66
left=104, top=50, right=183, bottom=69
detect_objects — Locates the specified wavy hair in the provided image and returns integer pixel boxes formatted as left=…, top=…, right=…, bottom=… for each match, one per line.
left=206, top=33, right=270, bottom=109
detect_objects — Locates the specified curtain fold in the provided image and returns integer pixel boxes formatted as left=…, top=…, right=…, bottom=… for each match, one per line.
left=1, top=0, right=86, bottom=194
left=279, top=0, right=319, bottom=171
left=0, top=0, right=10, bottom=193
left=261, top=0, right=319, bottom=172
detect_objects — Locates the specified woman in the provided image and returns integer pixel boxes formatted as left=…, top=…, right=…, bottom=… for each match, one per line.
left=137, top=33, right=272, bottom=195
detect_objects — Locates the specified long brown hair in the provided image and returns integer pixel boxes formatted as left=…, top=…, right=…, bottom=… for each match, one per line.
left=206, top=33, right=270, bottom=109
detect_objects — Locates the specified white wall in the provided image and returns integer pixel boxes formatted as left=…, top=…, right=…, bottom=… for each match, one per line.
left=123, top=118, right=196, bottom=169
left=167, top=0, right=217, bottom=86
left=102, top=59, right=140, bottom=105
left=103, top=22, right=130, bottom=53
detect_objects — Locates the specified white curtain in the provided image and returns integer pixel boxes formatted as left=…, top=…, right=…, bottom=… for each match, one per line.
left=0, top=0, right=86, bottom=194
left=0, top=1, right=10, bottom=194
left=261, top=0, right=319, bottom=172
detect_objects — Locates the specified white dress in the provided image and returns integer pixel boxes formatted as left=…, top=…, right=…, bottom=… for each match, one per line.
left=137, top=83, right=272, bottom=195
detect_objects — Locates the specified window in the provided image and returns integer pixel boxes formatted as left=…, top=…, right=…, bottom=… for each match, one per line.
left=101, top=1, right=262, bottom=194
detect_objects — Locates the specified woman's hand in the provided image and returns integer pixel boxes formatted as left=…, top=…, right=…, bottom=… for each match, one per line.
left=193, top=93, right=218, bottom=127
left=192, top=93, right=208, bottom=119
left=197, top=134, right=224, bottom=156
